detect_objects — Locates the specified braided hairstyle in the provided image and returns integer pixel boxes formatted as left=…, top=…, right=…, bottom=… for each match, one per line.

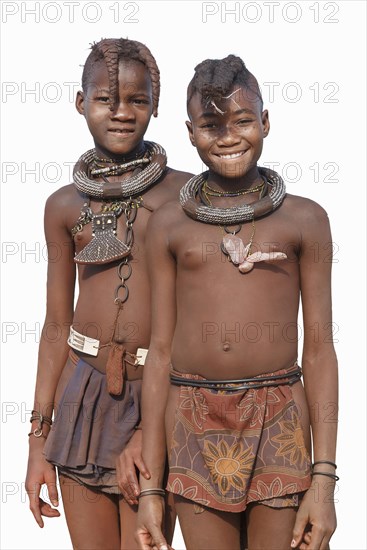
left=187, top=54, right=262, bottom=112
left=82, top=38, right=160, bottom=116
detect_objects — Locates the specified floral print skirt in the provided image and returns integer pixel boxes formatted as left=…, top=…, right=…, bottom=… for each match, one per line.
left=167, top=365, right=311, bottom=513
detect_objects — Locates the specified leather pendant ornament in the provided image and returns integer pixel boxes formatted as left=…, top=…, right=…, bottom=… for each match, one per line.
left=74, top=212, right=131, bottom=265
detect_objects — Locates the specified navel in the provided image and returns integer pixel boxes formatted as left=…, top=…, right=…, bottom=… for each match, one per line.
left=222, top=341, right=231, bottom=352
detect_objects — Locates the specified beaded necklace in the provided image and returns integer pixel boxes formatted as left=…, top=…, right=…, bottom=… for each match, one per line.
left=70, top=141, right=167, bottom=391
left=73, top=141, right=166, bottom=199
left=180, top=167, right=286, bottom=225
left=180, top=168, right=288, bottom=273
left=72, top=141, right=166, bottom=265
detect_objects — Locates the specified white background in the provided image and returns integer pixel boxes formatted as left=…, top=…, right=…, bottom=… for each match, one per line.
left=1, top=1, right=366, bottom=549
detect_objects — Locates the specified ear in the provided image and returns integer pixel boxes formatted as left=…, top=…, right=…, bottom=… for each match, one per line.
left=261, top=109, right=270, bottom=137
left=185, top=120, right=196, bottom=147
left=75, top=90, right=85, bottom=115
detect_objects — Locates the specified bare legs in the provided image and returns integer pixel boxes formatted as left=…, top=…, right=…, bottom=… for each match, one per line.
left=59, top=476, right=175, bottom=550
left=60, top=476, right=139, bottom=550
left=174, top=494, right=299, bottom=550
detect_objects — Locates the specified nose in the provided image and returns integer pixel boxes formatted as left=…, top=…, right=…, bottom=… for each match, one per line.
left=110, top=99, right=135, bottom=121
left=216, top=125, right=241, bottom=147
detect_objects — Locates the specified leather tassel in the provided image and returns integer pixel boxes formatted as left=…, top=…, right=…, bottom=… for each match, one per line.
left=106, top=343, right=126, bottom=395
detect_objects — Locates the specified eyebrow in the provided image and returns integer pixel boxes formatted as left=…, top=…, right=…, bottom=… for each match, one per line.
left=198, top=108, right=256, bottom=119
left=92, top=88, right=110, bottom=94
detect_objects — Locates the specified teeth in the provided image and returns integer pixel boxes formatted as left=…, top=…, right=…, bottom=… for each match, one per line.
left=218, top=152, right=244, bottom=159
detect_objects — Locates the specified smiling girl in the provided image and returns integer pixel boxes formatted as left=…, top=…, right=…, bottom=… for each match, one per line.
left=136, top=55, right=338, bottom=550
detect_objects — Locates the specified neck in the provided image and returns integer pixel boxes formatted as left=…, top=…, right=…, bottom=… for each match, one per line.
left=94, top=141, right=146, bottom=165
left=206, top=166, right=263, bottom=193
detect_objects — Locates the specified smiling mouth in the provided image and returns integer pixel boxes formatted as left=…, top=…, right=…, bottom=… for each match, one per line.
left=108, top=128, right=134, bottom=134
left=215, top=151, right=246, bottom=159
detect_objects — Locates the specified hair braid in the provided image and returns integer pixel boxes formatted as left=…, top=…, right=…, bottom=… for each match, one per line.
left=187, top=54, right=262, bottom=109
left=82, top=38, right=160, bottom=116
left=98, top=40, right=120, bottom=111
left=131, top=40, right=160, bottom=117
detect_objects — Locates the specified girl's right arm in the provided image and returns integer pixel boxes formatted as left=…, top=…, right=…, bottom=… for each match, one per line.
left=25, top=189, right=76, bottom=527
left=136, top=207, right=177, bottom=550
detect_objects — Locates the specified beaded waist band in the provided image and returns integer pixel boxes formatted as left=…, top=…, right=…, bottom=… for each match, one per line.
left=170, top=365, right=302, bottom=392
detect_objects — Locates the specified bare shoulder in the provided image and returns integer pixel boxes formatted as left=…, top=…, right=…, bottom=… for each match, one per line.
left=44, top=183, right=85, bottom=231
left=283, top=193, right=330, bottom=229
left=147, top=199, right=185, bottom=234
left=45, top=183, right=81, bottom=210
left=146, top=167, right=193, bottom=208
left=163, top=167, right=193, bottom=187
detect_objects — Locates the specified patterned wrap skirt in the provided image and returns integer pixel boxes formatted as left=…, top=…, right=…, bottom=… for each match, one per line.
left=167, top=365, right=312, bottom=512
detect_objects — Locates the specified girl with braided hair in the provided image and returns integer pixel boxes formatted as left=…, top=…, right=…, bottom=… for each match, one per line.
left=25, top=37, right=192, bottom=549
left=137, top=55, right=338, bottom=549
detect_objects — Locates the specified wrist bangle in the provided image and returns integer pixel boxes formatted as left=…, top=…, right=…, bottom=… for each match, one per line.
left=311, top=471, right=339, bottom=481
left=139, top=488, right=165, bottom=498
left=312, top=460, right=337, bottom=469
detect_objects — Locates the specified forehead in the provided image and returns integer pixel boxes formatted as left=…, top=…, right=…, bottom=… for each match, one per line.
left=188, top=85, right=262, bottom=120
left=86, top=59, right=152, bottom=93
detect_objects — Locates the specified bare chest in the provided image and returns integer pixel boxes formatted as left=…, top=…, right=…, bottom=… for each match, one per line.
left=173, top=213, right=300, bottom=273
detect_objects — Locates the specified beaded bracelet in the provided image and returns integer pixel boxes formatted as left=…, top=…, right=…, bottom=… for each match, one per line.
left=139, top=488, right=165, bottom=498
left=312, top=460, right=337, bottom=469
left=311, top=472, right=339, bottom=481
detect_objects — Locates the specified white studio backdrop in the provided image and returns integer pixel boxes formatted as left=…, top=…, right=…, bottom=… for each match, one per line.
left=1, top=1, right=366, bottom=549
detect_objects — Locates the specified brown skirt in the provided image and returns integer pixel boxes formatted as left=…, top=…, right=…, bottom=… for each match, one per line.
left=167, top=366, right=311, bottom=512
left=44, top=351, right=141, bottom=494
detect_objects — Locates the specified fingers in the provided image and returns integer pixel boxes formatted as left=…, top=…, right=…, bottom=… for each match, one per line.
left=136, top=527, right=170, bottom=550
left=117, top=453, right=151, bottom=504
left=117, top=457, right=140, bottom=505
left=27, top=474, right=60, bottom=527
left=299, top=531, right=312, bottom=549
left=149, top=524, right=170, bottom=550
left=122, top=480, right=139, bottom=506
left=306, top=527, right=332, bottom=550
left=27, top=481, right=43, bottom=528
left=134, top=456, right=151, bottom=480
left=45, top=469, right=59, bottom=508
left=298, top=527, right=332, bottom=550
left=39, top=498, right=61, bottom=518
left=291, top=510, right=309, bottom=548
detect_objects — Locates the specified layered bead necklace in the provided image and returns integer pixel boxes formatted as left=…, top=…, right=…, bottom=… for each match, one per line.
left=72, top=141, right=166, bottom=265
left=71, top=141, right=167, bottom=392
left=180, top=168, right=287, bottom=273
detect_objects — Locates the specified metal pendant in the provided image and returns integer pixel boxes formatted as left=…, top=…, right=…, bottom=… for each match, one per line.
left=74, top=212, right=131, bottom=265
